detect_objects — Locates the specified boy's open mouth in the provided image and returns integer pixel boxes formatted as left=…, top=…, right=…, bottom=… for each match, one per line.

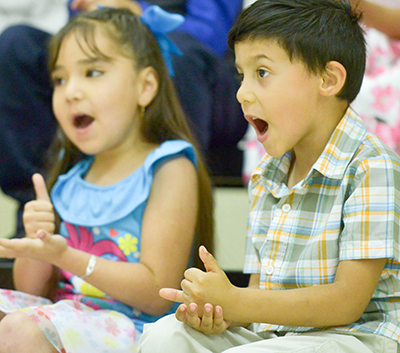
left=73, top=114, right=94, bottom=129
left=253, top=118, right=269, bottom=135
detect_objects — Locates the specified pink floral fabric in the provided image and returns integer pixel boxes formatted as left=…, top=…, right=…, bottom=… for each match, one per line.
left=0, top=289, right=139, bottom=352
left=351, top=27, right=400, bottom=155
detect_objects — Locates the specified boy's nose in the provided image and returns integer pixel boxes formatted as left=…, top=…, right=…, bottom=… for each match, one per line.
left=236, top=80, right=255, bottom=105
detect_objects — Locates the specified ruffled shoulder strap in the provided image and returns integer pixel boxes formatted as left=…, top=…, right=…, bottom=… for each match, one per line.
left=51, top=140, right=196, bottom=226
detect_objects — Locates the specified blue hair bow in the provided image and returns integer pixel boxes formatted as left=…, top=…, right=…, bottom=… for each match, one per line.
left=141, top=6, right=184, bottom=77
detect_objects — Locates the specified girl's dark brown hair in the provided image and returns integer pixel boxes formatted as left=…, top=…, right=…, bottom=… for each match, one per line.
left=46, top=8, right=214, bottom=269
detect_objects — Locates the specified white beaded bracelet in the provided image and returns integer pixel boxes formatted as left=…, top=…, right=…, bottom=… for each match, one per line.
left=80, top=255, right=97, bottom=280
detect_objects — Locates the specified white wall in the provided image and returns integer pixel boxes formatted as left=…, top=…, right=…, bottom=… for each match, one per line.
left=0, top=189, right=18, bottom=239
left=243, top=0, right=257, bottom=8
left=0, top=0, right=68, bottom=34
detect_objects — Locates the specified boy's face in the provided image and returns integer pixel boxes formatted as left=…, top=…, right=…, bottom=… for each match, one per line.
left=235, top=39, right=324, bottom=159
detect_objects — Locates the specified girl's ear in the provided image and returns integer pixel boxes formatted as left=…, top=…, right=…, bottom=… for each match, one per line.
left=319, top=61, right=347, bottom=97
left=138, top=66, right=159, bottom=107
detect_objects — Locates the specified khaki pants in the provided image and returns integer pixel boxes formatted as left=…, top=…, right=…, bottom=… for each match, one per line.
left=138, top=314, right=399, bottom=353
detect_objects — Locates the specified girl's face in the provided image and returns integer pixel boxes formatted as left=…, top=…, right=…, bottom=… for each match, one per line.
left=51, top=29, right=149, bottom=157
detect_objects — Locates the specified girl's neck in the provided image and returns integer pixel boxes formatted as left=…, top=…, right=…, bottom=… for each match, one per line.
left=85, top=140, right=160, bottom=186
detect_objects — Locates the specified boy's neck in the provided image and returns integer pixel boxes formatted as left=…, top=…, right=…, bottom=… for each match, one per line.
left=286, top=102, right=348, bottom=189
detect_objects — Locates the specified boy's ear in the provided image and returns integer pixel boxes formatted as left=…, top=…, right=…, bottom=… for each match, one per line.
left=319, top=61, right=347, bottom=97
left=138, top=66, right=159, bottom=107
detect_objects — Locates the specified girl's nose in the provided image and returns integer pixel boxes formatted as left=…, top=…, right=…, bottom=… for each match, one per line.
left=65, top=79, right=84, bottom=101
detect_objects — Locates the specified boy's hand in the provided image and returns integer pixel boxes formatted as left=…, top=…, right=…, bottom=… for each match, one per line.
left=23, top=174, right=55, bottom=238
left=70, top=0, right=142, bottom=14
left=0, top=230, right=67, bottom=264
left=160, top=246, right=236, bottom=315
left=175, top=302, right=232, bottom=335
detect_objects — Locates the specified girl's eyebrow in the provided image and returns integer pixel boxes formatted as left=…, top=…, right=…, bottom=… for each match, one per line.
left=52, top=56, right=111, bottom=72
left=78, top=56, right=111, bottom=65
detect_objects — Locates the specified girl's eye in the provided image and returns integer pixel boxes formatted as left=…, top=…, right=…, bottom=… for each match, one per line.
left=87, top=69, right=103, bottom=78
left=258, top=69, right=269, bottom=78
left=52, top=77, right=66, bottom=87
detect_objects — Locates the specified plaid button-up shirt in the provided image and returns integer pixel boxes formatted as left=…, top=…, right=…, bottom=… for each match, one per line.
left=244, top=107, right=400, bottom=342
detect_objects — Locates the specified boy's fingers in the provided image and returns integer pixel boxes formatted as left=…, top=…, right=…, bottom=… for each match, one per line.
left=32, top=174, right=51, bottom=201
left=175, top=304, right=188, bottom=322
left=159, top=288, right=184, bottom=303
left=199, top=245, right=222, bottom=273
left=200, top=304, right=214, bottom=330
left=186, top=303, right=201, bottom=328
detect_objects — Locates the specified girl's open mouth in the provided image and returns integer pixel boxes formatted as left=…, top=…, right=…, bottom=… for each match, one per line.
left=73, top=114, right=94, bottom=129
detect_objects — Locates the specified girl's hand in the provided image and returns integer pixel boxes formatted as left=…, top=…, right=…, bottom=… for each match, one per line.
left=0, top=230, right=67, bottom=264
left=70, top=0, right=142, bottom=14
left=175, top=302, right=231, bottom=335
left=23, top=174, right=55, bottom=238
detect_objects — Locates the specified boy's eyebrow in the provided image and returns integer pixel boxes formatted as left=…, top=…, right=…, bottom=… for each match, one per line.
left=252, top=54, right=275, bottom=62
left=235, top=53, right=275, bottom=68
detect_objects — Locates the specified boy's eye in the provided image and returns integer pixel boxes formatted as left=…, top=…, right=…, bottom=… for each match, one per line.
left=236, top=72, right=244, bottom=82
left=87, top=69, right=103, bottom=78
left=257, top=69, right=269, bottom=78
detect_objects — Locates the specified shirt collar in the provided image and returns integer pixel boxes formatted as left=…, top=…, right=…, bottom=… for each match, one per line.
left=313, top=107, right=367, bottom=179
left=251, top=107, right=368, bottom=191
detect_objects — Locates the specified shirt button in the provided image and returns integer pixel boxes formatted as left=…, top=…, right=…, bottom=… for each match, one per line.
left=282, top=204, right=291, bottom=213
left=265, top=265, right=274, bottom=275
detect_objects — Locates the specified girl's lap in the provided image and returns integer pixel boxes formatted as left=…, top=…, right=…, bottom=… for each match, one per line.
left=0, top=289, right=139, bottom=353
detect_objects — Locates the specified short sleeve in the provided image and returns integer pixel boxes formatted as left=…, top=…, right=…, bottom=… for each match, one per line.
left=340, top=153, right=400, bottom=262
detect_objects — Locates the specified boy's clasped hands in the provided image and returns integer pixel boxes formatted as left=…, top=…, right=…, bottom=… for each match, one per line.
left=0, top=174, right=67, bottom=264
left=160, top=245, right=235, bottom=335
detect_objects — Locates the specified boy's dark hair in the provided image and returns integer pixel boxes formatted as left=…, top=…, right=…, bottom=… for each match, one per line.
left=228, top=0, right=366, bottom=103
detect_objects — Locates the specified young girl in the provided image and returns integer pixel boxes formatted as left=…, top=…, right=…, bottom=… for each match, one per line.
left=0, top=6, right=213, bottom=353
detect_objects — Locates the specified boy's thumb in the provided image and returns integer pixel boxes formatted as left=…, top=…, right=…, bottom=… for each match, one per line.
left=199, top=245, right=221, bottom=273
left=32, top=173, right=51, bottom=201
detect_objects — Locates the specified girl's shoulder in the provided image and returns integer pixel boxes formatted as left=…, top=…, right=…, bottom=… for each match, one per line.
left=144, top=140, right=197, bottom=170
left=50, top=140, right=196, bottom=226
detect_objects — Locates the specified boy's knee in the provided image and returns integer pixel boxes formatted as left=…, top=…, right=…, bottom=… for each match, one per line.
left=139, top=314, right=190, bottom=351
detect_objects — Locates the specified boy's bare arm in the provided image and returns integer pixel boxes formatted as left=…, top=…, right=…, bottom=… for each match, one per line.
left=219, top=257, right=386, bottom=327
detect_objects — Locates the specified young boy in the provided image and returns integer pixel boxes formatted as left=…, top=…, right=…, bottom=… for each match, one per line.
left=138, top=0, right=400, bottom=352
